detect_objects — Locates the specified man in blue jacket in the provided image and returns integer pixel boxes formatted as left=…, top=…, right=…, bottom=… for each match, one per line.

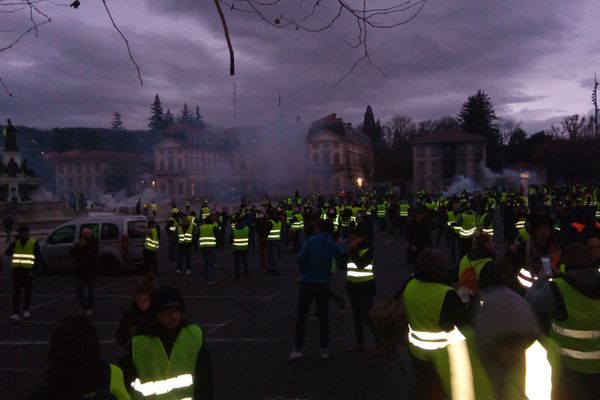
left=289, top=219, right=346, bottom=361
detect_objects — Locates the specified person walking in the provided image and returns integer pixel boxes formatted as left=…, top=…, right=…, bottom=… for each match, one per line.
left=199, top=215, right=219, bottom=284
left=175, top=215, right=193, bottom=276
left=230, top=216, right=250, bottom=280
left=6, top=225, right=40, bottom=320
left=143, top=220, right=160, bottom=273
left=289, top=219, right=346, bottom=361
left=31, top=315, right=131, bottom=400
left=121, top=286, right=214, bottom=400
left=71, top=227, right=98, bottom=316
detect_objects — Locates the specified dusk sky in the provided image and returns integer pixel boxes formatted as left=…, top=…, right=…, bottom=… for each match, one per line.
left=1, top=1, right=599, bottom=133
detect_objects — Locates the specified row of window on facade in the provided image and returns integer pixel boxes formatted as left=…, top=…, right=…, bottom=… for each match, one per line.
left=56, top=162, right=102, bottom=175
left=311, top=150, right=369, bottom=167
left=311, top=141, right=341, bottom=150
left=416, top=160, right=483, bottom=176
left=414, top=144, right=485, bottom=158
left=57, top=176, right=103, bottom=189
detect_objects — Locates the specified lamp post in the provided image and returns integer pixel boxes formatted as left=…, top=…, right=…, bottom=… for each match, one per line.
left=151, top=180, right=155, bottom=190
left=357, top=177, right=363, bottom=188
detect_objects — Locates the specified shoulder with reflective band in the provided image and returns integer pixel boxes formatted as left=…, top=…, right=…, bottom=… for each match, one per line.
left=11, top=238, right=37, bottom=268
left=199, top=224, right=217, bottom=247
left=233, top=226, right=250, bottom=250
left=144, top=228, right=160, bottom=251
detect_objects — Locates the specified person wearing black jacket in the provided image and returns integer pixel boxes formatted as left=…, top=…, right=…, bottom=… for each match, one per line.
left=114, top=273, right=155, bottom=350
left=70, top=228, right=98, bottom=316
left=120, top=286, right=214, bottom=400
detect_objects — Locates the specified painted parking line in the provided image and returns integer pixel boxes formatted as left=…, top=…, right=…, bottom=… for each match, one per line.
left=29, top=277, right=139, bottom=310
left=206, top=318, right=234, bottom=334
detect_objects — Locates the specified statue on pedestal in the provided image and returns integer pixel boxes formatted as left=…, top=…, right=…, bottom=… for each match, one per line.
left=3, top=119, right=18, bottom=152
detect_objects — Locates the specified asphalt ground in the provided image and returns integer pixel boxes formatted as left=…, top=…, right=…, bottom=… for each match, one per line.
left=0, top=218, right=505, bottom=400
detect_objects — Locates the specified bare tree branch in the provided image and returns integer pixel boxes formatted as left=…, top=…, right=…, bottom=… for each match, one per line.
left=213, top=0, right=235, bottom=75
left=101, top=0, right=143, bottom=86
left=0, top=75, right=14, bottom=97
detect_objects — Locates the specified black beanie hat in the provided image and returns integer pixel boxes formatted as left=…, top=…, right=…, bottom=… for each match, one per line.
left=149, top=286, right=185, bottom=315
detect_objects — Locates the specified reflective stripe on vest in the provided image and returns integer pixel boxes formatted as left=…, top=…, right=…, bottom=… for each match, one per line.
left=377, top=204, right=386, bottom=218
left=11, top=239, right=36, bottom=268
left=268, top=220, right=281, bottom=241
left=168, top=217, right=177, bottom=233
left=144, top=228, right=159, bottom=252
left=409, top=325, right=475, bottom=400
left=517, top=268, right=536, bottom=288
left=199, top=224, right=216, bottom=247
left=459, top=212, right=476, bottom=238
left=291, top=214, right=304, bottom=230
left=346, top=248, right=374, bottom=283
left=232, top=227, right=249, bottom=250
left=525, top=340, right=553, bottom=400
left=177, top=225, right=193, bottom=244
left=399, top=204, right=410, bottom=217
left=132, top=324, right=202, bottom=399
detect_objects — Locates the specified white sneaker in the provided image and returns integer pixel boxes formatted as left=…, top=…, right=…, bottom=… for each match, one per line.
left=84, top=309, right=94, bottom=316
left=22, top=310, right=30, bottom=318
left=186, top=269, right=191, bottom=276
left=9, top=314, right=20, bottom=321
left=288, top=349, right=303, bottom=361
left=320, top=349, right=330, bottom=360
left=175, top=269, right=181, bottom=276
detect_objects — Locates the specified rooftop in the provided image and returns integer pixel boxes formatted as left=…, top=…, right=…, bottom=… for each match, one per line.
left=308, top=113, right=372, bottom=148
left=411, top=130, right=487, bottom=144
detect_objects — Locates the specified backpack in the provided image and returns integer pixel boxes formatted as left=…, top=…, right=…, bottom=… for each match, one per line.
left=369, top=296, right=409, bottom=361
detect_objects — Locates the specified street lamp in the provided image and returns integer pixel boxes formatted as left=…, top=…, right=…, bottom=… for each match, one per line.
left=151, top=180, right=155, bottom=190
left=357, top=178, right=363, bottom=188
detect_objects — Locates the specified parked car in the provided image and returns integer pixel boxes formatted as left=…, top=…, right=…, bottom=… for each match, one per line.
left=38, top=214, right=148, bottom=274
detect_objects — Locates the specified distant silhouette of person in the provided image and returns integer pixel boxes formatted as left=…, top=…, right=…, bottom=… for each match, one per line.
left=7, top=157, right=20, bottom=177
left=3, top=119, right=18, bottom=151
left=20, top=158, right=34, bottom=177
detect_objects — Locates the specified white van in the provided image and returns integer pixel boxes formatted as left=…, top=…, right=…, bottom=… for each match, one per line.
left=39, top=214, right=148, bottom=274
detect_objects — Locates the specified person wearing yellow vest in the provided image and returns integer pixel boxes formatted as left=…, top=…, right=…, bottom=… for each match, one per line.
left=31, top=315, right=132, bottom=400
left=123, top=286, right=214, bottom=400
left=6, top=225, right=40, bottom=321
left=457, top=229, right=503, bottom=302
left=230, top=217, right=250, bottom=280
left=150, top=201, right=158, bottom=217
left=143, top=220, right=160, bottom=273
left=175, top=215, right=194, bottom=276
left=402, top=249, right=469, bottom=399
left=165, top=211, right=180, bottom=262
left=375, top=199, right=387, bottom=232
left=341, top=230, right=384, bottom=357
left=266, top=210, right=282, bottom=275
left=199, top=216, right=219, bottom=284
left=526, top=241, right=600, bottom=399
left=289, top=208, right=304, bottom=252
left=454, top=202, right=477, bottom=259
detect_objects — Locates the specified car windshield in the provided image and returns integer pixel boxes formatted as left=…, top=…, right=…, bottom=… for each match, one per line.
left=128, top=220, right=147, bottom=238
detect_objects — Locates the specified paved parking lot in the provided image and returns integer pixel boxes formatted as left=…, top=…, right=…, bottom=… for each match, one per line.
left=0, top=227, right=431, bottom=400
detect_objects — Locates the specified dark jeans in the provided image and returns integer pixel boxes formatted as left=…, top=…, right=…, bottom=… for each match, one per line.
left=75, top=275, right=95, bottom=310
left=143, top=250, right=158, bottom=273
left=258, top=238, right=268, bottom=270
left=233, top=250, right=249, bottom=279
left=12, top=268, right=33, bottom=314
left=177, top=245, right=192, bottom=271
left=168, top=234, right=177, bottom=261
left=294, top=282, right=330, bottom=350
left=554, top=365, right=600, bottom=400
left=346, top=286, right=379, bottom=345
left=202, top=248, right=217, bottom=282
left=267, top=241, right=281, bottom=271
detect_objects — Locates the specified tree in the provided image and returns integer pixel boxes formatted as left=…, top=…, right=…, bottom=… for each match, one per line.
left=497, top=118, right=522, bottom=145
left=193, top=106, right=206, bottom=129
left=111, top=112, right=124, bottom=131
left=457, top=90, right=502, bottom=170
left=164, top=109, right=174, bottom=128
left=148, top=94, right=165, bottom=131
left=178, top=103, right=193, bottom=126
left=385, top=115, right=417, bottom=148
left=549, top=114, right=595, bottom=140
left=362, top=105, right=383, bottom=144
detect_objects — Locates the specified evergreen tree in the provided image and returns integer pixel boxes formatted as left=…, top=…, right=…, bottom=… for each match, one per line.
left=457, top=90, right=502, bottom=170
left=178, top=103, right=193, bottom=126
left=148, top=94, right=165, bottom=130
left=164, top=109, right=174, bottom=128
left=362, top=105, right=377, bottom=142
left=193, top=105, right=206, bottom=129
left=111, top=112, right=124, bottom=130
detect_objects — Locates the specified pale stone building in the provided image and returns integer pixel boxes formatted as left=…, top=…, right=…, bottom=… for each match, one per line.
left=412, top=130, right=487, bottom=190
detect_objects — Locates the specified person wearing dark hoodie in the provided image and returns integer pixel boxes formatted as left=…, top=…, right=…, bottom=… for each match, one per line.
left=526, top=241, right=600, bottom=400
left=31, top=314, right=131, bottom=400
left=121, top=286, right=214, bottom=400
left=114, top=273, right=155, bottom=349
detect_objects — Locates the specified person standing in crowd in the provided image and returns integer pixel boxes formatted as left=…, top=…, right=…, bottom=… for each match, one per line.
left=3, top=212, right=14, bottom=244
left=289, top=219, right=346, bottom=361
left=266, top=210, right=282, bottom=275
left=175, top=214, right=193, bottom=276
left=120, top=286, right=214, bottom=400
left=143, top=220, right=160, bottom=273
left=230, top=216, right=250, bottom=280
left=406, top=210, right=431, bottom=266
left=31, top=315, right=131, bottom=400
left=341, top=229, right=384, bottom=357
left=135, top=198, right=141, bottom=215
left=199, top=215, right=219, bottom=284
left=6, top=225, right=40, bottom=320
left=115, top=273, right=155, bottom=350
left=165, top=209, right=179, bottom=262
left=71, top=227, right=98, bottom=316
left=402, top=249, right=469, bottom=399
left=256, top=211, right=270, bottom=273
left=526, top=241, right=600, bottom=399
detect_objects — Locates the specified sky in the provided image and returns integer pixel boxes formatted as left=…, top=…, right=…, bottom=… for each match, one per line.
left=0, top=0, right=599, bottom=133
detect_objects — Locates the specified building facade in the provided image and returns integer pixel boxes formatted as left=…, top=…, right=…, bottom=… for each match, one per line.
left=412, top=130, right=487, bottom=190
left=306, top=114, right=373, bottom=193
left=49, top=150, right=153, bottom=200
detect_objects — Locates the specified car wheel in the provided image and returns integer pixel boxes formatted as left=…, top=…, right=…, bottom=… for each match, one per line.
left=98, top=254, right=120, bottom=276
